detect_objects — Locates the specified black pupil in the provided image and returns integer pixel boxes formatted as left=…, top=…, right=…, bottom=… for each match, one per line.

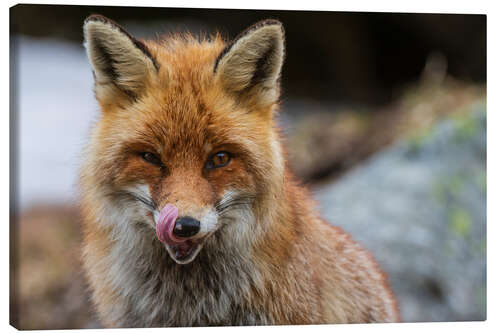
left=214, top=152, right=228, bottom=165
left=143, top=153, right=160, bottom=165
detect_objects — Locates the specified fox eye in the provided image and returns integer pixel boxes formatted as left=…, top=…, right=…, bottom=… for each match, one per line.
left=206, top=151, right=231, bottom=169
left=140, top=152, right=162, bottom=166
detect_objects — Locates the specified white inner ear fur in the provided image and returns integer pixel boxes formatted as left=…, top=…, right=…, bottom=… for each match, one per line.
left=215, top=23, right=285, bottom=104
left=83, top=19, right=157, bottom=97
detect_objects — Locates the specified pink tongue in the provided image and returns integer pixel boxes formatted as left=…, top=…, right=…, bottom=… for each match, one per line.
left=156, top=204, right=185, bottom=244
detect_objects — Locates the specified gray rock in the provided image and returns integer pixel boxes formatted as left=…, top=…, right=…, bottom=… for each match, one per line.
left=314, top=102, right=486, bottom=322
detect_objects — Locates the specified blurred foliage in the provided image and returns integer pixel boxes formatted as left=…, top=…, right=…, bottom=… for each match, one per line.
left=285, top=70, right=485, bottom=183
left=448, top=207, right=473, bottom=238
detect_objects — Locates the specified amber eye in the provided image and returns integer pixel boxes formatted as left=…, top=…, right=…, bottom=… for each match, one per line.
left=206, top=151, right=231, bottom=169
left=140, top=152, right=162, bottom=166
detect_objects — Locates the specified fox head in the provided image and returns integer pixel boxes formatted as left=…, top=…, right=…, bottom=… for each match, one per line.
left=81, top=15, right=286, bottom=264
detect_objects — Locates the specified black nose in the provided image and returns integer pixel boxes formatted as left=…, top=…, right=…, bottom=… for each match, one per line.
left=173, top=216, right=200, bottom=238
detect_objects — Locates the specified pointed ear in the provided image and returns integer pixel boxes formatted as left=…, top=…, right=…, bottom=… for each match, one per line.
left=83, top=15, right=159, bottom=103
left=214, top=20, right=285, bottom=105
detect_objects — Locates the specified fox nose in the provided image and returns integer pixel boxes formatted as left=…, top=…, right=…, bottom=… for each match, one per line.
left=173, top=216, right=200, bottom=238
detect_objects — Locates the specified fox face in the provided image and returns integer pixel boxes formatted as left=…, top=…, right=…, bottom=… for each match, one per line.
left=82, top=15, right=286, bottom=264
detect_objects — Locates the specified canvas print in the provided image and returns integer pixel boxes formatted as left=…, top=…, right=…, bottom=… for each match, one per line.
left=10, top=4, right=486, bottom=329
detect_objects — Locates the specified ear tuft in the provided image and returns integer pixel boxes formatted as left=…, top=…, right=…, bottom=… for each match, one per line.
left=83, top=15, right=159, bottom=101
left=214, top=20, right=285, bottom=105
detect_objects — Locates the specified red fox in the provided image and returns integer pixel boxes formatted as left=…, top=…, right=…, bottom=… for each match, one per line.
left=80, top=14, right=400, bottom=327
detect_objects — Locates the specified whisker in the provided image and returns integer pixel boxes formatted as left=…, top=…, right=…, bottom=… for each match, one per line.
left=215, top=194, right=255, bottom=207
left=215, top=195, right=255, bottom=215
left=216, top=200, right=253, bottom=210
left=114, top=190, right=157, bottom=211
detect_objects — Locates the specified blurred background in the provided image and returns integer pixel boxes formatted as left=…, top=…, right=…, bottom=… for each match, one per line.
left=10, top=4, right=486, bottom=329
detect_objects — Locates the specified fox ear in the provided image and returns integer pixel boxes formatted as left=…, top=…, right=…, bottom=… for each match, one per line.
left=83, top=15, right=159, bottom=102
left=214, top=20, right=285, bottom=105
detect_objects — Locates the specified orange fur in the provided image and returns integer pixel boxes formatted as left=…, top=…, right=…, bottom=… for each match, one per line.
left=80, top=15, right=399, bottom=327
